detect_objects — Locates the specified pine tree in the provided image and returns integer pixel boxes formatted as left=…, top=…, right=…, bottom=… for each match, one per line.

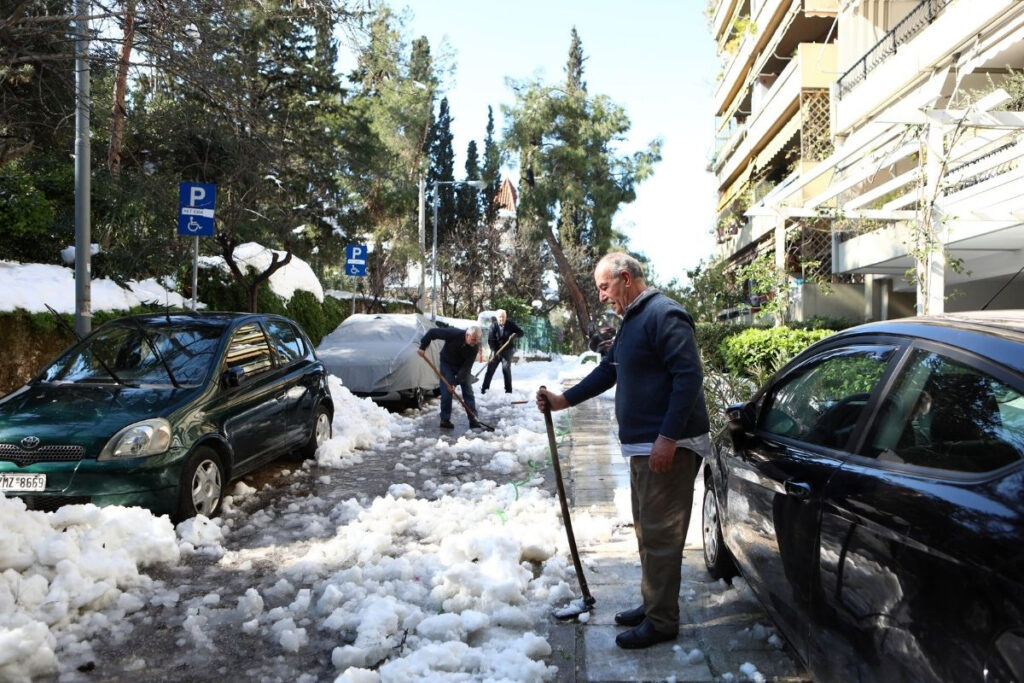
left=482, top=106, right=502, bottom=227
left=427, top=97, right=456, bottom=249
left=504, top=28, right=661, bottom=343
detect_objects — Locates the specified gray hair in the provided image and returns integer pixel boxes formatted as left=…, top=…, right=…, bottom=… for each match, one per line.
left=598, top=252, right=645, bottom=282
left=466, top=325, right=482, bottom=340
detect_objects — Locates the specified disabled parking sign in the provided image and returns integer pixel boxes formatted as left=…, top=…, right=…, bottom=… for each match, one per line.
left=178, top=182, right=216, bottom=236
left=346, top=244, right=367, bottom=277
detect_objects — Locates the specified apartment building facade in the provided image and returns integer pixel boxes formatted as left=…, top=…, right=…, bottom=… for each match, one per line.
left=710, top=0, right=1024, bottom=322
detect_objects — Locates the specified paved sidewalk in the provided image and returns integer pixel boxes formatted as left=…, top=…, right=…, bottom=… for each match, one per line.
left=545, top=395, right=811, bottom=683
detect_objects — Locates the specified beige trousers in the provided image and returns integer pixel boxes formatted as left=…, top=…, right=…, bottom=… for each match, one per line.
left=629, top=447, right=700, bottom=633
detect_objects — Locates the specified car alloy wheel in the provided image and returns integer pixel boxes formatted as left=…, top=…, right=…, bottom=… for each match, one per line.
left=300, top=406, right=332, bottom=459
left=702, top=481, right=737, bottom=580
left=177, top=446, right=224, bottom=522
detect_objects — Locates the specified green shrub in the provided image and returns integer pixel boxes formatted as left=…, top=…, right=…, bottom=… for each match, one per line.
left=286, top=290, right=346, bottom=346
left=721, top=327, right=835, bottom=378
left=194, top=268, right=288, bottom=315
left=696, top=321, right=751, bottom=372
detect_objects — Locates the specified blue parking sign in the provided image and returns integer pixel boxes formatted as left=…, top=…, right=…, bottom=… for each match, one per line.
left=346, top=244, right=367, bottom=277
left=178, top=182, right=217, bottom=236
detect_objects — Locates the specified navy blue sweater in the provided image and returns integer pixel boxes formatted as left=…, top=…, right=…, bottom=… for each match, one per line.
left=564, top=290, right=709, bottom=444
left=419, top=327, right=478, bottom=377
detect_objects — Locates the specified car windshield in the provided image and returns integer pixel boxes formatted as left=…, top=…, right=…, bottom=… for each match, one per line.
left=40, top=321, right=223, bottom=386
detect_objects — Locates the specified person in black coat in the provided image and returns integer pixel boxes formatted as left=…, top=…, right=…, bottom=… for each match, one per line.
left=481, top=310, right=524, bottom=394
left=417, top=325, right=484, bottom=429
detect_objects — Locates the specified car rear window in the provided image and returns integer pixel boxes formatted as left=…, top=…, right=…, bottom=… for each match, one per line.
left=264, top=319, right=306, bottom=364
left=224, top=323, right=274, bottom=379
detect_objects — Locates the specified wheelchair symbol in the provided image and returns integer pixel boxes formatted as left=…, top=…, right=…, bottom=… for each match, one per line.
left=186, top=217, right=202, bottom=233
left=348, top=264, right=360, bottom=275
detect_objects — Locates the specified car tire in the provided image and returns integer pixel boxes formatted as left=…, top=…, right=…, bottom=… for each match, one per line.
left=300, top=405, right=332, bottom=459
left=176, top=446, right=225, bottom=522
left=702, top=478, right=737, bottom=580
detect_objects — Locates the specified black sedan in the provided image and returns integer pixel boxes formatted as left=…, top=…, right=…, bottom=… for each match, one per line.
left=0, top=312, right=333, bottom=521
left=702, top=311, right=1024, bottom=682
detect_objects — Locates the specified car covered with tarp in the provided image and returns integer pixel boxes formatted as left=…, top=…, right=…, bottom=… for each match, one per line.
left=317, top=313, right=440, bottom=409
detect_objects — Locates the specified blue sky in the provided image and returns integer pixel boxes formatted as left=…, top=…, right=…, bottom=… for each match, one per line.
left=393, top=1, right=721, bottom=285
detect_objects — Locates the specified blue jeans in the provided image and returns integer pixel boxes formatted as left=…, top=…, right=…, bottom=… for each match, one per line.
left=439, top=359, right=477, bottom=421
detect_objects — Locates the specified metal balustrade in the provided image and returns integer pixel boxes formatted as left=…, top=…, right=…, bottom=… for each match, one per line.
left=836, top=0, right=950, bottom=100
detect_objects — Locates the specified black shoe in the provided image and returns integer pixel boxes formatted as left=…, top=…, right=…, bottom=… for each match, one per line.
left=439, top=420, right=454, bottom=429
left=615, top=619, right=677, bottom=649
left=614, top=605, right=646, bottom=627
left=468, top=420, right=484, bottom=429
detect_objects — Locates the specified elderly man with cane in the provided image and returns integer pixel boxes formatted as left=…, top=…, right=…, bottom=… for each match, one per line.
left=536, top=252, right=710, bottom=649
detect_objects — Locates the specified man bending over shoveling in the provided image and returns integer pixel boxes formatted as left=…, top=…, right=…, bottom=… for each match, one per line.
left=418, top=325, right=487, bottom=430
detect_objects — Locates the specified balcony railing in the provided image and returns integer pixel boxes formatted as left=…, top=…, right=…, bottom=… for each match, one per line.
left=836, top=0, right=949, bottom=100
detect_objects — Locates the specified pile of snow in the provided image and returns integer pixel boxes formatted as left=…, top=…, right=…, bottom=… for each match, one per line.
left=0, top=262, right=191, bottom=314
left=0, top=498, right=179, bottom=681
left=200, top=242, right=324, bottom=302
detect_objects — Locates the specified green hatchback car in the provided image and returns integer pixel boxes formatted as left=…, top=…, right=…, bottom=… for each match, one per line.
left=0, top=312, right=333, bottom=521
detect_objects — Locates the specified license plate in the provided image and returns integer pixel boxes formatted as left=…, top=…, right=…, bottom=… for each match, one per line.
left=0, top=473, right=46, bottom=492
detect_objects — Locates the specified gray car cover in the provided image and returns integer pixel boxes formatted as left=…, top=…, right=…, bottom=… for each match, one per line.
left=317, top=313, right=441, bottom=396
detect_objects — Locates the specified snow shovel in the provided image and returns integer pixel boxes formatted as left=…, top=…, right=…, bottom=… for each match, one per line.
left=474, top=333, right=518, bottom=378
left=540, top=387, right=595, bottom=620
left=421, top=355, right=495, bottom=432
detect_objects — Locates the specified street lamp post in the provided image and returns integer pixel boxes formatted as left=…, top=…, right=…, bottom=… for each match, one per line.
left=430, top=179, right=486, bottom=321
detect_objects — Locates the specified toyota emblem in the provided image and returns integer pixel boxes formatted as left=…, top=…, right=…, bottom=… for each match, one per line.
left=20, top=436, right=40, bottom=450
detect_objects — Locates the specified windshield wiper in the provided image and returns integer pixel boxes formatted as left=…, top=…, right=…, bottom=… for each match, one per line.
left=45, top=304, right=127, bottom=386
left=126, top=317, right=181, bottom=388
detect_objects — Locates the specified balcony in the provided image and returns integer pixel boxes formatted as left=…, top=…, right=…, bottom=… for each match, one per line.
left=715, top=43, right=837, bottom=186
left=836, top=0, right=949, bottom=101
left=833, top=0, right=1018, bottom=135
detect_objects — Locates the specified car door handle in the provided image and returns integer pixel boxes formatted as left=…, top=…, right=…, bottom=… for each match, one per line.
left=784, top=480, right=811, bottom=499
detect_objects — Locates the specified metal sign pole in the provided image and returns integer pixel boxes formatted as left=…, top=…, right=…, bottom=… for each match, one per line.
left=192, top=236, right=199, bottom=311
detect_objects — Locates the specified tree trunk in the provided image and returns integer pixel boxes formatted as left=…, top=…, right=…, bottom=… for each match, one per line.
left=217, top=236, right=292, bottom=313
left=541, top=222, right=591, bottom=344
left=107, top=0, right=135, bottom=176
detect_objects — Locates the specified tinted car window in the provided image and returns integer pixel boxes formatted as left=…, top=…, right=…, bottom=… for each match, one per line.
left=224, top=323, right=274, bottom=379
left=265, top=319, right=305, bottom=364
left=866, top=349, right=1024, bottom=472
left=759, top=346, right=894, bottom=449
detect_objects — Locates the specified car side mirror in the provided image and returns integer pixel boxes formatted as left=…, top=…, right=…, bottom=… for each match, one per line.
left=221, top=366, right=244, bottom=389
left=726, top=401, right=755, bottom=434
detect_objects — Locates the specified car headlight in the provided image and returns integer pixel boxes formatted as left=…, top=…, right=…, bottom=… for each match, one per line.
left=98, top=418, right=173, bottom=461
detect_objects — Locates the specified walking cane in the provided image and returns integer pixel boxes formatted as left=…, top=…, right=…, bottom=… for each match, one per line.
left=421, top=355, right=495, bottom=431
left=540, top=386, right=596, bottom=620
left=474, top=333, right=518, bottom=378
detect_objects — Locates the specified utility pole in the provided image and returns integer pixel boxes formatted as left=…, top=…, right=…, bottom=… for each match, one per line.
left=74, top=0, right=92, bottom=337
left=418, top=175, right=426, bottom=312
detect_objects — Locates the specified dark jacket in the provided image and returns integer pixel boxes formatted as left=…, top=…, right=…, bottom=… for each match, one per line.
left=488, top=319, right=524, bottom=354
left=420, top=327, right=478, bottom=377
left=563, top=289, right=709, bottom=444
